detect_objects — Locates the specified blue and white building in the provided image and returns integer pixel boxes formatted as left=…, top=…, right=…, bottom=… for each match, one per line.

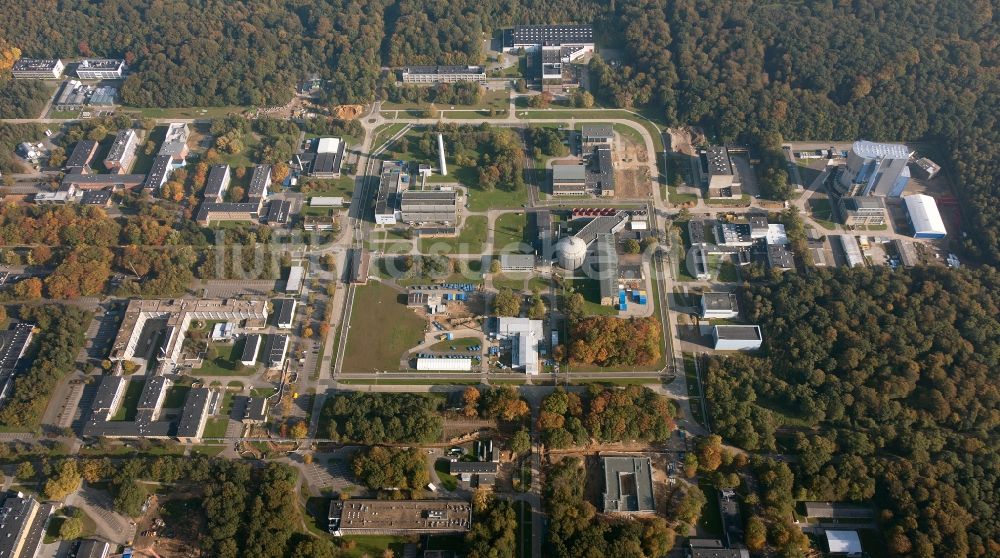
left=838, top=140, right=913, bottom=197
left=903, top=194, right=947, bottom=239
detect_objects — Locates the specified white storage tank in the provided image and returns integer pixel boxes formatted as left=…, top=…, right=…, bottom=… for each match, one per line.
left=556, top=236, right=587, bottom=270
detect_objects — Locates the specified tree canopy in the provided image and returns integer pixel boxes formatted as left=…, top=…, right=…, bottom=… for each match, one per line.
left=318, top=392, right=443, bottom=444
left=705, top=266, right=1000, bottom=558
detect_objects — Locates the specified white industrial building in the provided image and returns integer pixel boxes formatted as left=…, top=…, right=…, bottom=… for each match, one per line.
left=902, top=194, right=947, bottom=239
left=712, top=325, right=762, bottom=351
left=310, top=197, right=344, bottom=207
left=76, top=59, right=125, bottom=80
left=496, top=317, right=544, bottom=375
left=825, top=530, right=862, bottom=556
left=556, top=236, right=588, bottom=270
left=416, top=357, right=473, bottom=371
left=285, top=265, right=304, bottom=293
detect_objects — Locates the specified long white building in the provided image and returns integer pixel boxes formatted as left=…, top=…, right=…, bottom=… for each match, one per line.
left=76, top=59, right=125, bottom=80
left=417, top=357, right=473, bottom=371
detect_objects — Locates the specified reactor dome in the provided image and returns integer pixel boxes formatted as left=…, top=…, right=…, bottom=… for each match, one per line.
left=556, top=236, right=587, bottom=270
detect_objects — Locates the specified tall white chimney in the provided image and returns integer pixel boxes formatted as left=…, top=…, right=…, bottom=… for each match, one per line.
left=437, top=133, right=448, bottom=176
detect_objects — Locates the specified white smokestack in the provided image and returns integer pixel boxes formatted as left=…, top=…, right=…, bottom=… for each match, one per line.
left=437, top=133, right=448, bottom=176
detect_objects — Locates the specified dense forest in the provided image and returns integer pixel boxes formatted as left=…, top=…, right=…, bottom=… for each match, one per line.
left=538, top=386, right=675, bottom=449
left=318, top=392, right=444, bottom=444
left=705, top=266, right=1000, bottom=557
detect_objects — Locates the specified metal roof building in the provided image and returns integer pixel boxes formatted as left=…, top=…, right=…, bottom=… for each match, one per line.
left=496, top=317, right=544, bottom=375
left=835, top=235, right=866, bottom=268
left=602, top=456, right=655, bottom=513
left=417, top=357, right=473, bottom=371
left=551, top=164, right=587, bottom=195
left=903, top=194, right=947, bottom=239
left=310, top=138, right=346, bottom=178
left=400, top=189, right=457, bottom=224
left=825, top=530, right=863, bottom=555
left=803, top=502, right=874, bottom=520
left=507, top=25, right=594, bottom=48
left=158, top=123, right=189, bottom=162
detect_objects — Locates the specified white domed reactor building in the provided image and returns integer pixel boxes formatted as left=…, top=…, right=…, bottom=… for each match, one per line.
left=556, top=236, right=587, bottom=270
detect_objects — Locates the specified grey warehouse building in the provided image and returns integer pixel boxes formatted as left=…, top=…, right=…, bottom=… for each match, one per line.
left=400, top=189, right=457, bottom=224
left=602, top=456, right=655, bottom=513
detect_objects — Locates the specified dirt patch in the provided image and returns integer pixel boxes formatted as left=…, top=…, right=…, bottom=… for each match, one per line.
left=614, top=168, right=651, bottom=199
left=132, top=494, right=204, bottom=558
left=666, top=127, right=705, bottom=156
left=332, top=104, right=364, bottom=120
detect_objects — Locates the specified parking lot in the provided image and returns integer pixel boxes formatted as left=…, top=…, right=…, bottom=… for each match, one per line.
left=302, top=456, right=357, bottom=493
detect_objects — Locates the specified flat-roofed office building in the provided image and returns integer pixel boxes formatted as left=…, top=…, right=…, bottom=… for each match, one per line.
left=552, top=164, right=587, bottom=195
left=328, top=500, right=472, bottom=536
left=76, top=59, right=125, bottom=80
left=400, top=66, right=486, bottom=85
left=11, top=58, right=64, bottom=79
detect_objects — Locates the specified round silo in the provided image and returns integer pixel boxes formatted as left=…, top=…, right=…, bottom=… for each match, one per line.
left=556, top=236, right=587, bottom=270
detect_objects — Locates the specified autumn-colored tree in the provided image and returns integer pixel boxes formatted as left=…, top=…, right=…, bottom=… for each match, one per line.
left=161, top=181, right=184, bottom=202
left=30, top=245, right=52, bottom=265
left=234, top=166, right=247, bottom=179
left=472, top=487, right=493, bottom=513
left=191, top=162, right=210, bottom=191
left=318, top=322, right=330, bottom=338
left=13, top=277, right=42, bottom=299
left=290, top=420, right=308, bottom=439
left=80, top=459, right=108, bottom=483
left=229, top=186, right=245, bottom=202
left=271, top=162, right=289, bottom=184
left=683, top=453, right=699, bottom=478
left=303, top=453, right=314, bottom=465
left=538, top=411, right=565, bottom=430
left=462, top=386, right=480, bottom=418
left=696, top=434, right=723, bottom=472
left=302, top=326, right=314, bottom=338
left=0, top=39, right=21, bottom=73
left=44, top=460, right=82, bottom=500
